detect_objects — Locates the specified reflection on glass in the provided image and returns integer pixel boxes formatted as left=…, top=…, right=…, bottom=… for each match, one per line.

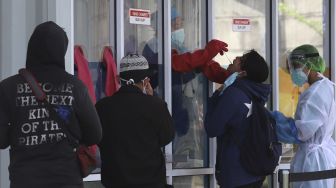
left=74, top=0, right=110, bottom=62
left=278, top=0, right=324, bottom=160
left=171, top=0, right=208, bottom=169
left=173, top=175, right=209, bottom=188
left=214, top=0, right=267, bottom=73
left=74, top=0, right=111, bottom=174
left=124, top=1, right=163, bottom=97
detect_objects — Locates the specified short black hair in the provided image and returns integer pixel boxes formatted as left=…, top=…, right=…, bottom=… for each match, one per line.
left=240, top=49, right=269, bottom=83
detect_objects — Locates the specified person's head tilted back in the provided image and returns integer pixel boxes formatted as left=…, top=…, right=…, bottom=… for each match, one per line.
left=240, top=50, right=269, bottom=83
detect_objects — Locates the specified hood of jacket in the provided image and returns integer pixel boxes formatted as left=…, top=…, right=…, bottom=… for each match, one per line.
left=234, top=78, right=271, bottom=103
left=26, top=21, right=68, bottom=69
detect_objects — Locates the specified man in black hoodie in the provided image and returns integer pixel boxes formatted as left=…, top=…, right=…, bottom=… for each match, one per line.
left=0, top=21, right=102, bottom=188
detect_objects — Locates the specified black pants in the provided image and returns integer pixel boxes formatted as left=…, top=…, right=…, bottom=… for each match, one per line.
left=236, top=179, right=264, bottom=188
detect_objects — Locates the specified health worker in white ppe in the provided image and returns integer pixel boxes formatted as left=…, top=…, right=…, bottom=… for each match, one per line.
left=271, top=44, right=336, bottom=188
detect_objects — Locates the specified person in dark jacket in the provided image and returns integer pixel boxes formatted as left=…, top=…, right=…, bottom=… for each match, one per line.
left=96, top=54, right=175, bottom=188
left=0, top=21, right=102, bottom=188
left=205, top=50, right=271, bottom=188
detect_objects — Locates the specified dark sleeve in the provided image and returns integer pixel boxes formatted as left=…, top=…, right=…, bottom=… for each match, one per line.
left=74, top=81, right=102, bottom=145
left=155, top=100, right=174, bottom=146
left=0, top=85, right=10, bottom=149
left=205, top=87, right=241, bottom=137
left=205, top=90, right=221, bottom=117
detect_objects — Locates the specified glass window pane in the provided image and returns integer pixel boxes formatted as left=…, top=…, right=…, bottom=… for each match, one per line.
left=171, top=0, right=209, bottom=169
left=214, top=0, right=268, bottom=73
left=0, top=0, right=47, bottom=79
left=74, top=0, right=111, bottom=174
left=278, top=0, right=325, bottom=160
left=74, top=0, right=111, bottom=62
left=124, top=1, right=163, bottom=97
left=173, top=175, right=209, bottom=188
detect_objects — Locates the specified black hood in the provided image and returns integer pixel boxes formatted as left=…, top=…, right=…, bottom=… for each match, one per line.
left=26, top=21, right=68, bottom=69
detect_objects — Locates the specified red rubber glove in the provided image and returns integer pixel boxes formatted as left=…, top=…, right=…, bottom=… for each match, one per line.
left=200, top=60, right=231, bottom=84
left=172, top=49, right=208, bottom=72
left=205, top=39, right=228, bottom=56
left=172, top=39, right=228, bottom=73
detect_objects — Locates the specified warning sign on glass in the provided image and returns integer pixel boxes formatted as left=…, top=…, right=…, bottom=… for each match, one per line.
left=129, top=8, right=150, bottom=25
left=232, top=18, right=251, bottom=32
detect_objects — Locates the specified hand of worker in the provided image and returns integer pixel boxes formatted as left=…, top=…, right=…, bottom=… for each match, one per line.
left=205, top=39, right=228, bottom=56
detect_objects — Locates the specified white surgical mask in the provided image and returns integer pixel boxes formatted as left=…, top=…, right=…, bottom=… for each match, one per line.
left=290, top=67, right=309, bottom=87
left=220, top=72, right=239, bottom=95
left=171, top=28, right=185, bottom=46
left=142, top=79, right=147, bottom=95
left=120, top=78, right=134, bottom=85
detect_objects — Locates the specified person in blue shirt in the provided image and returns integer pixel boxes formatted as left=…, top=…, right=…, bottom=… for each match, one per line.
left=205, top=50, right=270, bottom=188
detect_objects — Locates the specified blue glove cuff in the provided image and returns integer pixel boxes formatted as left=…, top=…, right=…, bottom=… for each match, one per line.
left=288, top=118, right=303, bottom=144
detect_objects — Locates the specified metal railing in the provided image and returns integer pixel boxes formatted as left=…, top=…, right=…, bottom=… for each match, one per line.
left=278, top=169, right=336, bottom=188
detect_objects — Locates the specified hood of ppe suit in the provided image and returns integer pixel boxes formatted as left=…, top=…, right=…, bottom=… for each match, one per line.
left=290, top=44, right=325, bottom=73
left=26, top=21, right=68, bottom=69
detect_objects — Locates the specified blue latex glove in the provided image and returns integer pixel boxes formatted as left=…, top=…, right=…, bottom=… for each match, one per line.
left=271, top=111, right=302, bottom=144
left=271, top=111, right=288, bottom=125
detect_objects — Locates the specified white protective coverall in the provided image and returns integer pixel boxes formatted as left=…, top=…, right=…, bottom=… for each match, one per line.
left=291, top=74, right=336, bottom=188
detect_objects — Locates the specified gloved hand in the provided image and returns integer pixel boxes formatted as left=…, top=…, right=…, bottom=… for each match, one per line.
left=205, top=39, right=228, bottom=57
left=172, top=48, right=179, bottom=56
left=270, top=111, right=302, bottom=144
left=171, top=39, right=229, bottom=85
left=270, top=111, right=288, bottom=125
left=200, top=60, right=230, bottom=83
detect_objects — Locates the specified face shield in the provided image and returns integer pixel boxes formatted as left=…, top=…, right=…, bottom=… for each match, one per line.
left=287, top=51, right=319, bottom=69
left=286, top=51, right=319, bottom=86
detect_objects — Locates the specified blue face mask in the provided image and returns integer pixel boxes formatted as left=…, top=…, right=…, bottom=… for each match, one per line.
left=290, top=68, right=308, bottom=86
left=219, top=72, right=239, bottom=95
left=171, top=28, right=185, bottom=46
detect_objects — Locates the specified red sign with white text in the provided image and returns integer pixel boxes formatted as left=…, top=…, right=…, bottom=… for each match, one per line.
left=232, top=18, right=251, bottom=32
left=129, top=8, right=150, bottom=25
